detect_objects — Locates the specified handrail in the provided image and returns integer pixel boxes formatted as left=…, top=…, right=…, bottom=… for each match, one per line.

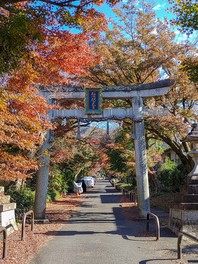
left=146, top=212, right=160, bottom=241
left=177, top=229, right=198, bottom=259
left=0, top=227, right=7, bottom=258
left=21, top=210, right=34, bottom=241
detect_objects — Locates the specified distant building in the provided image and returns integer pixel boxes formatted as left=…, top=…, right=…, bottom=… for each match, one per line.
left=162, top=148, right=181, bottom=164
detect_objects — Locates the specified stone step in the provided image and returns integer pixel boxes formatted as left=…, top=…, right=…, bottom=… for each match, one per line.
left=0, top=194, right=10, bottom=203
left=190, top=179, right=198, bottom=185
left=180, top=203, right=198, bottom=210
left=183, top=194, right=198, bottom=203
left=0, top=203, right=16, bottom=212
left=188, top=185, right=198, bottom=194
left=190, top=176, right=198, bottom=185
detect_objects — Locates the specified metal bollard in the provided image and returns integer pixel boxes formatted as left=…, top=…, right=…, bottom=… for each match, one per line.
left=21, top=210, right=34, bottom=241
left=146, top=212, right=160, bottom=240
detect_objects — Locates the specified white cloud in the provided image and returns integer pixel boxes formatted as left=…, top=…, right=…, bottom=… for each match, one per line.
left=153, top=3, right=166, bottom=11
left=151, top=28, right=158, bottom=35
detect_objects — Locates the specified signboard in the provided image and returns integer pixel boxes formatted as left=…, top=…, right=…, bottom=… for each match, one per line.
left=85, top=88, right=102, bottom=114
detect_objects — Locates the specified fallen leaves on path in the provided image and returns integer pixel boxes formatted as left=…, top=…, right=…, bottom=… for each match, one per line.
left=119, top=194, right=140, bottom=220
left=0, top=194, right=84, bottom=264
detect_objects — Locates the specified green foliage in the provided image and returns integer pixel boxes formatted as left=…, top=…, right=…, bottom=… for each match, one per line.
left=158, top=158, right=187, bottom=192
left=47, top=166, right=71, bottom=201
left=0, top=12, right=42, bottom=73
left=106, top=147, right=128, bottom=173
left=6, top=187, right=34, bottom=220
left=170, top=0, right=198, bottom=33
left=119, top=183, right=135, bottom=190
left=47, top=189, right=61, bottom=202
left=181, top=58, right=198, bottom=83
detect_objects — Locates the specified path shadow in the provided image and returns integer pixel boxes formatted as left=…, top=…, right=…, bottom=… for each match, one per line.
left=139, top=259, right=175, bottom=264
left=105, top=186, right=119, bottom=193
left=43, top=205, right=175, bottom=241
left=100, top=194, right=122, bottom=203
left=139, top=258, right=198, bottom=264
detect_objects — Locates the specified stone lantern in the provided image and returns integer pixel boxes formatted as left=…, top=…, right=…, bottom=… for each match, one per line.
left=0, top=187, right=17, bottom=234
left=185, top=123, right=198, bottom=185
left=169, top=123, right=198, bottom=233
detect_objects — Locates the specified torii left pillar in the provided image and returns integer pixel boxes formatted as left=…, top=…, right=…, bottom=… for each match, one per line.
left=34, top=130, right=51, bottom=220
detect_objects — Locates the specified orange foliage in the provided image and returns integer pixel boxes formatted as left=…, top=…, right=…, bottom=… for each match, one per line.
left=0, top=0, right=115, bottom=181
left=34, top=31, right=100, bottom=85
left=0, top=74, right=52, bottom=180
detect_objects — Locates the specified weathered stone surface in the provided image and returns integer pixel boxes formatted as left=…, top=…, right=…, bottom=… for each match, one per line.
left=132, top=96, right=150, bottom=217
left=180, top=203, right=198, bottom=210
left=40, top=79, right=172, bottom=99
left=0, top=187, right=4, bottom=194
left=49, top=108, right=134, bottom=120
left=188, top=184, right=198, bottom=194
left=0, top=187, right=17, bottom=235
left=169, top=124, right=198, bottom=234
left=0, top=194, right=10, bottom=204
left=169, top=208, right=198, bottom=234
left=0, top=208, right=18, bottom=235
left=183, top=194, right=198, bottom=203
left=0, top=203, right=16, bottom=212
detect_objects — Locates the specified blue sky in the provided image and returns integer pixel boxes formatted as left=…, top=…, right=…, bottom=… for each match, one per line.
left=96, top=0, right=173, bottom=20
left=95, top=0, right=197, bottom=45
left=90, top=120, right=119, bottom=131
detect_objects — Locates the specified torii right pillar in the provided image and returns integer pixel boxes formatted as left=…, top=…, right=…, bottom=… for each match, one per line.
left=132, top=96, right=150, bottom=217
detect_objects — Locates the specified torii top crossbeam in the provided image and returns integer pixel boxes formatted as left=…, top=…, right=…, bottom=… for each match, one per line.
left=42, top=79, right=173, bottom=121
left=40, top=79, right=173, bottom=100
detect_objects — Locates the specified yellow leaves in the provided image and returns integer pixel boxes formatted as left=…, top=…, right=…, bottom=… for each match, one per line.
left=80, top=9, right=108, bottom=33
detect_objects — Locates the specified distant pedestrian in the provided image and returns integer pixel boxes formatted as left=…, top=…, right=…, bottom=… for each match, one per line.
left=82, top=180, right=87, bottom=192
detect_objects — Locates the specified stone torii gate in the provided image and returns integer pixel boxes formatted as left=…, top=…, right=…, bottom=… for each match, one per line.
left=35, top=79, right=173, bottom=219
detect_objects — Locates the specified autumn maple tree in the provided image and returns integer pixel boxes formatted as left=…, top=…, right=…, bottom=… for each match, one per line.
left=0, top=0, right=119, bottom=183
left=79, top=0, right=198, bottom=172
left=48, top=126, right=104, bottom=196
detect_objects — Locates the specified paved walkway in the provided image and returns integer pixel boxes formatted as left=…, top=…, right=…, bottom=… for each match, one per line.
left=29, top=179, right=197, bottom=264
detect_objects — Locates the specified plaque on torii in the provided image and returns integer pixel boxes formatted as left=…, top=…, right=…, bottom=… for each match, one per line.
left=85, top=88, right=102, bottom=115
left=35, top=79, right=173, bottom=219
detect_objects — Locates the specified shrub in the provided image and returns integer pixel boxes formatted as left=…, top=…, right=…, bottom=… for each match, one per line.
left=119, top=183, right=134, bottom=191
left=6, top=187, right=34, bottom=221
left=48, top=167, right=71, bottom=201
left=158, top=158, right=187, bottom=192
